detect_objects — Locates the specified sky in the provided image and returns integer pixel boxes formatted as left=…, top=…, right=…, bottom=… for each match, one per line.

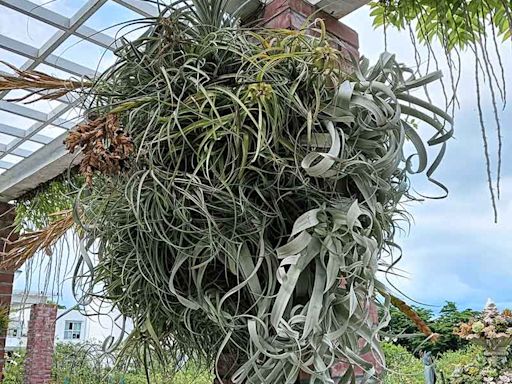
left=344, top=7, right=512, bottom=312
left=1, top=1, right=512, bottom=313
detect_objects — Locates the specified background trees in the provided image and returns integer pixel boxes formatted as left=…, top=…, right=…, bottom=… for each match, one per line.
left=385, top=301, right=478, bottom=355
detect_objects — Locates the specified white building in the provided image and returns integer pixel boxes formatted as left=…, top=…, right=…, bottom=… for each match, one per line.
left=6, top=291, right=132, bottom=351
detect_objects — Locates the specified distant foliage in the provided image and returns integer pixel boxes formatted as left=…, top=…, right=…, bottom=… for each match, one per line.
left=14, top=174, right=80, bottom=232
left=384, top=302, right=478, bottom=355
left=382, top=342, right=485, bottom=384
left=3, top=343, right=212, bottom=384
left=370, top=0, right=512, bottom=49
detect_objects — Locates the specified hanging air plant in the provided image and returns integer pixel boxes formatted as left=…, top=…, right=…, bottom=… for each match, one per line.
left=1, top=1, right=453, bottom=383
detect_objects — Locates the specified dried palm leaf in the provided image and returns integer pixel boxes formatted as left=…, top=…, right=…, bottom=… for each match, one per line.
left=0, top=61, right=92, bottom=103
left=390, top=295, right=440, bottom=343
left=0, top=210, right=74, bottom=271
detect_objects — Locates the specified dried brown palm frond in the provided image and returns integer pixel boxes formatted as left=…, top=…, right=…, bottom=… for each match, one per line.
left=0, top=210, right=74, bottom=271
left=0, top=61, right=92, bottom=103
left=390, top=295, right=440, bottom=343
left=65, top=114, right=134, bottom=186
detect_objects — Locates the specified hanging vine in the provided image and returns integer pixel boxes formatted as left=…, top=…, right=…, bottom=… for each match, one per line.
left=371, top=0, right=512, bottom=222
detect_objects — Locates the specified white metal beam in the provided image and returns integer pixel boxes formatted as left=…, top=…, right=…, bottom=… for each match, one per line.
left=0, top=131, right=80, bottom=201
left=0, top=0, right=119, bottom=50
left=0, top=35, right=96, bottom=77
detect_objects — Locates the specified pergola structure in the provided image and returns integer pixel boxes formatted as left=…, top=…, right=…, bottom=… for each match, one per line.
left=0, top=0, right=367, bottom=202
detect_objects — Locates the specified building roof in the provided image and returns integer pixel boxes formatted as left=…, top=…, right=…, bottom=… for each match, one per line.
left=0, top=0, right=367, bottom=201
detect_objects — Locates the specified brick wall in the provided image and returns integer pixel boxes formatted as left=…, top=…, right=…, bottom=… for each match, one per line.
left=260, top=0, right=359, bottom=60
left=24, top=304, right=57, bottom=384
left=0, top=203, right=16, bottom=381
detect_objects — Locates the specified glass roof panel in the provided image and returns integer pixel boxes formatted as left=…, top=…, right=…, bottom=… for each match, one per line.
left=0, top=5, right=59, bottom=48
left=0, top=111, right=38, bottom=131
left=34, top=64, right=76, bottom=81
left=84, top=1, right=145, bottom=39
left=0, top=133, right=15, bottom=146
left=3, top=154, right=24, bottom=164
left=53, top=35, right=116, bottom=73
left=18, top=140, right=44, bottom=152
left=38, top=125, right=66, bottom=139
left=0, top=50, right=26, bottom=71
left=31, top=0, right=86, bottom=18
left=6, top=90, right=65, bottom=114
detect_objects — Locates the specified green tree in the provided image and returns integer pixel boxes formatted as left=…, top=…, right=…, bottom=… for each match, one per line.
left=385, top=302, right=479, bottom=355
left=429, top=302, right=478, bottom=355
left=383, top=305, right=435, bottom=353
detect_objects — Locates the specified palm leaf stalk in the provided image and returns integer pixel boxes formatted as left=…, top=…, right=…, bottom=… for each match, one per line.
left=0, top=61, right=92, bottom=103
left=3, top=1, right=452, bottom=383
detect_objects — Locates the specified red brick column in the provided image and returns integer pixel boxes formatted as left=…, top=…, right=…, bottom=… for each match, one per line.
left=260, top=5, right=382, bottom=381
left=0, top=203, right=17, bottom=381
left=24, top=304, right=57, bottom=384
left=260, top=0, right=359, bottom=59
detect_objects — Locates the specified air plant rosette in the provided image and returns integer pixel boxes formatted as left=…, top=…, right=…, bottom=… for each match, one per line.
left=0, top=1, right=454, bottom=383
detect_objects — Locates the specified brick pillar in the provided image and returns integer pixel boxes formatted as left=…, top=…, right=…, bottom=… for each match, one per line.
left=259, top=5, right=380, bottom=382
left=0, top=203, right=17, bottom=381
left=260, top=0, right=359, bottom=59
left=24, top=304, right=57, bottom=384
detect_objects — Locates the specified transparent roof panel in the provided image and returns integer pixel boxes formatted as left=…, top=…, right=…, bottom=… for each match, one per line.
left=0, top=5, right=59, bottom=48
left=38, top=125, right=66, bottom=139
left=0, top=0, right=159, bottom=198
left=0, top=133, right=15, bottom=146
left=53, top=35, right=116, bottom=74
left=0, top=111, right=38, bottom=131
left=31, top=0, right=86, bottom=18
left=3, top=154, right=24, bottom=164
left=34, top=64, right=77, bottom=82
left=0, top=50, right=27, bottom=71
left=85, top=1, right=144, bottom=39
left=18, top=140, right=44, bottom=152
left=6, top=90, right=65, bottom=114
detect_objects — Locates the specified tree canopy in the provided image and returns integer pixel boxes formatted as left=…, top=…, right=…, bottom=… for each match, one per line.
left=385, top=301, right=479, bottom=355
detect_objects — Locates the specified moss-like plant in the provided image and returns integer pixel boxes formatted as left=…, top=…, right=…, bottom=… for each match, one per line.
left=0, top=305, right=10, bottom=335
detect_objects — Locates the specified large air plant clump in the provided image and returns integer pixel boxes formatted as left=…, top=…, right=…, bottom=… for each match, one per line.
left=8, top=5, right=451, bottom=384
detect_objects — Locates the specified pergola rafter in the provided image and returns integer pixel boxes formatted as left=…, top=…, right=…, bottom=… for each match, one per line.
left=0, top=0, right=367, bottom=201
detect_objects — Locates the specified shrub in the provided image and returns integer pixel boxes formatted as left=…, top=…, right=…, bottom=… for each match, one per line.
left=3, top=343, right=213, bottom=383
left=3, top=351, right=25, bottom=384
left=382, top=342, right=485, bottom=384
left=436, top=344, right=485, bottom=380
left=382, top=343, right=423, bottom=384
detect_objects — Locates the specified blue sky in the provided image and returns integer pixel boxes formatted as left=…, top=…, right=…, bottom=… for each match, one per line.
left=344, top=7, right=512, bottom=312
left=2, top=2, right=512, bottom=312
